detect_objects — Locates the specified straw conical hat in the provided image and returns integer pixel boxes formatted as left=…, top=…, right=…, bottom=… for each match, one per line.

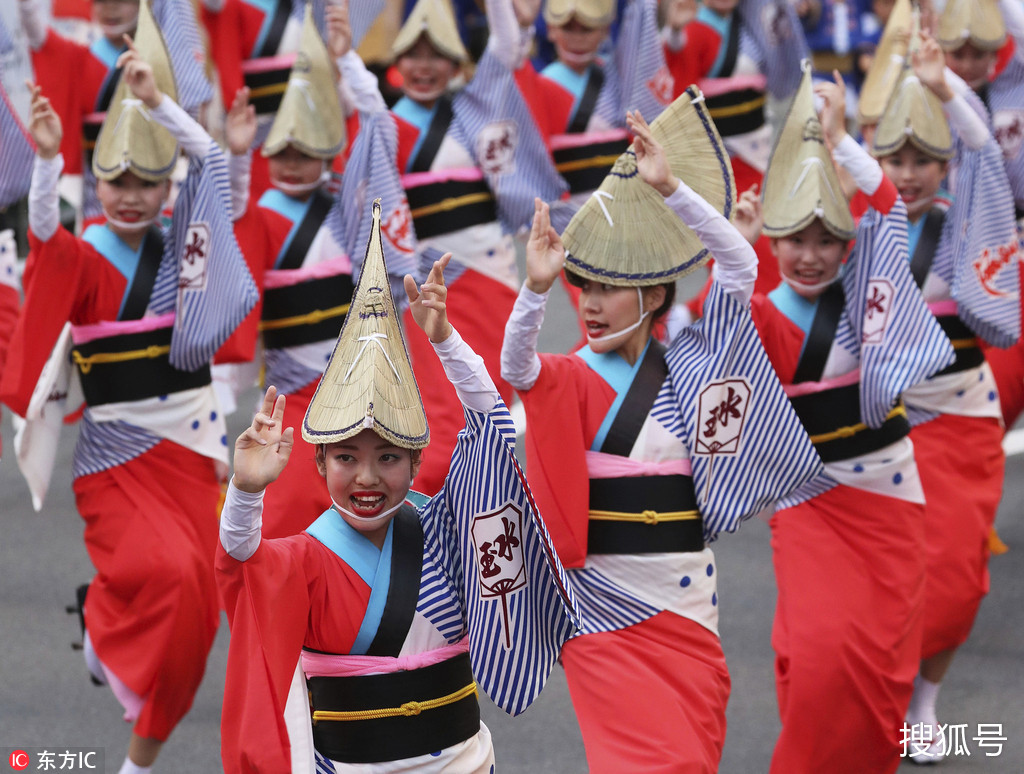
left=937, top=0, right=1006, bottom=52
left=262, top=4, right=345, bottom=160
left=544, top=0, right=616, bottom=29
left=302, top=199, right=429, bottom=449
left=561, top=86, right=735, bottom=287
left=391, top=0, right=468, bottom=63
left=762, top=68, right=855, bottom=240
left=92, top=0, right=178, bottom=182
left=870, top=66, right=953, bottom=161
left=858, top=0, right=914, bottom=125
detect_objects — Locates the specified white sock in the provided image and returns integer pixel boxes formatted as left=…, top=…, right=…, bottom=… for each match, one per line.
left=82, top=631, right=108, bottom=686
left=117, top=758, right=152, bottom=774
left=907, top=674, right=942, bottom=726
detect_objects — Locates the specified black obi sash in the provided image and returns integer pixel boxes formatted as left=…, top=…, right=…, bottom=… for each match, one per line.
left=552, top=133, right=632, bottom=196
left=788, top=284, right=910, bottom=462
left=404, top=175, right=497, bottom=240
left=910, top=206, right=983, bottom=375
left=587, top=341, right=705, bottom=554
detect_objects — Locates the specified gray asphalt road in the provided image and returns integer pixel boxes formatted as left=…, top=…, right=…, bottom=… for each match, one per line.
left=2, top=266, right=1023, bottom=773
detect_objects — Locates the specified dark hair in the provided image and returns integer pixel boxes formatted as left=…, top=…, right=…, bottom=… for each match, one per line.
left=564, top=270, right=676, bottom=322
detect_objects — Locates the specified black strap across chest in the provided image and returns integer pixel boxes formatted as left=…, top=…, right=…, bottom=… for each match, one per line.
left=257, top=0, right=292, bottom=58
left=792, top=282, right=845, bottom=384
left=409, top=96, right=454, bottom=174
left=718, top=9, right=742, bottom=78
left=95, top=65, right=123, bottom=113
left=599, top=341, right=668, bottom=457
left=120, top=227, right=164, bottom=321
left=365, top=505, right=423, bottom=657
left=276, top=189, right=333, bottom=271
left=909, top=207, right=946, bottom=289
left=568, top=65, right=606, bottom=134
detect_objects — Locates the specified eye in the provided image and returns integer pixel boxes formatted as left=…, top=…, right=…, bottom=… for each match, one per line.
left=333, top=453, right=354, bottom=463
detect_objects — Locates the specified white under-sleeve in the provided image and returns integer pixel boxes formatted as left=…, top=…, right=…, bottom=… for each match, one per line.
left=485, top=0, right=521, bottom=70
left=228, top=150, right=252, bottom=221
left=944, top=93, right=992, bottom=150
left=338, top=50, right=387, bottom=114
left=431, top=326, right=500, bottom=413
left=220, top=481, right=264, bottom=561
left=833, top=133, right=883, bottom=196
left=664, top=179, right=757, bottom=305
left=1000, top=0, right=1024, bottom=58
left=150, top=96, right=211, bottom=160
left=501, top=285, right=547, bottom=391
left=661, top=25, right=686, bottom=53
left=29, top=154, right=64, bottom=242
left=18, top=0, right=47, bottom=51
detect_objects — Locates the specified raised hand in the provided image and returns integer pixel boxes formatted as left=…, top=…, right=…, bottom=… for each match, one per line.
left=511, top=0, right=542, bottom=26
left=405, top=252, right=454, bottom=343
left=912, top=31, right=954, bottom=102
left=116, top=34, right=162, bottom=109
left=663, top=0, right=697, bottom=31
left=734, top=183, right=764, bottom=246
left=626, top=109, right=679, bottom=198
left=26, top=82, right=62, bottom=160
left=813, top=71, right=847, bottom=150
left=225, top=87, right=257, bottom=155
left=525, top=198, right=565, bottom=294
left=326, top=0, right=352, bottom=60
left=232, top=386, right=294, bottom=493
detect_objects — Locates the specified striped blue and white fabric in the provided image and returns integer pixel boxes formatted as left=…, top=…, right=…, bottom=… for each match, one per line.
left=661, top=282, right=823, bottom=539
left=843, top=197, right=955, bottom=428
left=347, top=0, right=386, bottom=50
left=0, top=78, right=33, bottom=209
left=152, top=0, right=213, bottom=116
left=594, top=0, right=670, bottom=127
left=452, top=49, right=569, bottom=234
left=935, top=144, right=1021, bottom=348
left=73, top=419, right=161, bottom=480
left=418, top=400, right=580, bottom=716
left=740, top=0, right=807, bottom=100
left=151, top=141, right=259, bottom=371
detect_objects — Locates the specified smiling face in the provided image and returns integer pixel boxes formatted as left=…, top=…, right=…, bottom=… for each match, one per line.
left=92, top=0, right=139, bottom=41
left=944, top=42, right=997, bottom=90
left=96, top=170, right=169, bottom=232
left=879, top=144, right=947, bottom=223
left=395, top=36, right=459, bottom=107
left=547, top=17, right=610, bottom=73
left=267, top=145, right=326, bottom=199
left=316, top=429, right=420, bottom=548
left=771, top=219, right=847, bottom=301
left=574, top=277, right=664, bottom=363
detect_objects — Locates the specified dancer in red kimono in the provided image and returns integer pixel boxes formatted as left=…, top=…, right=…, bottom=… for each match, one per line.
left=217, top=202, right=578, bottom=772
left=0, top=12, right=256, bottom=773
left=869, top=34, right=1019, bottom=763
left=748, top=68, right=954, bottom=773
left=502, top=93, right=821, bottom=774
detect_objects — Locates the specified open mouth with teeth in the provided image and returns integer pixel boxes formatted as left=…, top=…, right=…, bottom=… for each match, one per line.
left=349, top=492, right=388, bottom=518
left=585, top=320, right=608, bottom=337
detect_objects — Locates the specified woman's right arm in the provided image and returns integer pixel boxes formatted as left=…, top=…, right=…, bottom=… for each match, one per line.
left=26, top=84, right=63, bottom=242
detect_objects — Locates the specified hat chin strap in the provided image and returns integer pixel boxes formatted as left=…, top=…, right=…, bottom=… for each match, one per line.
left=100, top=19, right=138, bottom=38
left=270, top=167, right=331, bottom=196
left=102, top=208, right=158, bottom=232
left=585, top=287, right=651, bottom=346
left=331, top=498, right=405, bottom=529
left=556, top=46, right=598, bottom=68
left=780, top=268, right=841, bottom=295
left=404, top=83, right=448, bottom=104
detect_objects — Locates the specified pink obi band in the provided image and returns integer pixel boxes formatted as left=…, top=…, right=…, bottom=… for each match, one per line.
left=263, top=254, right=352, bottom=289
left=585, top=449, right=692, bottom=479
left=301, top=639, right=470, bottom=679
left=71, top=311, right=175, bottom=346
left=784, top=368, right=860, bottom=398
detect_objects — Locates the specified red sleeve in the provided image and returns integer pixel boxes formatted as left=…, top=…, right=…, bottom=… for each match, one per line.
left=29, top=31, right=96, bottom=174
left=749, top=293, right=805, bottom=385
left=514, top=61, right=575, bottom=140
left=664, top=21, right=720, bottom=98
left=393, top=113, right=421, bottom=175
left=201, top=0, right=248, bottom=110
left=0, top=283, right=19, bottom=447
left=520, top=354, right=615, bottom=568
left=215, top=204, right=273, bottom=363
left=0, top=228, right=125, bottom=416
left=864, top=174, right=898, bottom=215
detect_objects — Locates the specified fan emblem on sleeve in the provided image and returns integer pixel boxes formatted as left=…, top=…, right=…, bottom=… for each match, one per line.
left=973, top=241, right=1019, bottom=298
left=993, top=109, right=1024, bottom=160
left=179, top=222, right=210, bottom=292
left=647, top=65, right=674, bottom=106
left=476, top=120, right=518, bottom=177
left=471, top=502, right=527, bottom=650
left=694, top=378, right=751, bottom=456
left=862, top=278, right=894, bottom=345
left=381, top=203, right=415, bottom=256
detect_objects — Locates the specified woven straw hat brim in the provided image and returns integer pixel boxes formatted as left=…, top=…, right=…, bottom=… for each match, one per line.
left=391, top=0, right=468, bottom=62
left=857, top=0, right=914, bottom=125
left=262, top=7, right=345, bottom=160
left=937, top=0, right=1006, bottom=51
left=92, top=0, right=179, bottom=182
left=870, top=70, right=953, bottom=161
left=302, top=200, right=429, bottom=450
left=762, top=68, right=855, bottom=241
left=544, top=0, right=616, bottom=29
left=561, top=85, right=735, bottom=287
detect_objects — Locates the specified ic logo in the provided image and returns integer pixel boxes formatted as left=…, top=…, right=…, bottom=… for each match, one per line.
left=9, top=750, right=29, bottom=770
